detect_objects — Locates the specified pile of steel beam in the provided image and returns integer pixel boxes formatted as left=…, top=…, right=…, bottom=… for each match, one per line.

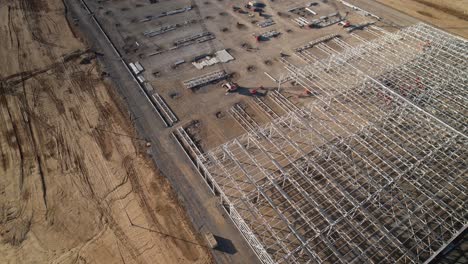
left=143, top=20, right=198, bottom=38
left=183, top=70, right=228, bottom=89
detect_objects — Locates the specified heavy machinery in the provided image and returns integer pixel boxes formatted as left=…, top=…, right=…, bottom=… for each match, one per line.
left=222, top=81, right=238, bottom=92
left=204, top=232, right=218, bottom=249
left=338, top=20, right=351, bottom=27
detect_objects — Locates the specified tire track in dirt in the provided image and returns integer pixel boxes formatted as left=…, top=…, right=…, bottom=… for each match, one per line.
left=19, top=0, right=62, bottom=49
left=1, top=93, right=25, bottom=189
left=9, top=3, right=49, bottom=210
left=73, top=152, right=145, bottom=263
left=26, top=118, right=48, bottom=210
left=412, top=0, right=468, bottom=21
left=7, top=5, right=14, bottom=47
left=4, top=6, right=28, bottom=190
left=121, top=154, right=206, bottom=261
left=1, top=49, right=91, bottom=88
left=1, top=0, right=212, bottom=262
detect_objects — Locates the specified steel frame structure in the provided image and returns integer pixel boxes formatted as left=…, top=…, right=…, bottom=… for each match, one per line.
left=194, top=23, right=467, bottom=264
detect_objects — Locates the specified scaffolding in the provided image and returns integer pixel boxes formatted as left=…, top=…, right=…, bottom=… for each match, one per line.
left=194, top=23, right=467, bottom=264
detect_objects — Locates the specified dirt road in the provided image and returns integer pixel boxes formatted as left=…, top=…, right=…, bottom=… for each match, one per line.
left=0, top=0, right=211, bottom=263
left=378, top=0, right=468, bottom=38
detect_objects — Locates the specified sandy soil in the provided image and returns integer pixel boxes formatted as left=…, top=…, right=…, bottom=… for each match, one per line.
left=0, top=0, right=211, bottom=263
left=378, top=0, right=468, bottom=38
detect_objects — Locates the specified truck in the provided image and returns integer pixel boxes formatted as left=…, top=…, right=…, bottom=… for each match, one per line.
left=222, top=81, right=238, bottom=92
left=338, top=21, right=351, bottom=28
left=204, top=232, right=218, bottom=249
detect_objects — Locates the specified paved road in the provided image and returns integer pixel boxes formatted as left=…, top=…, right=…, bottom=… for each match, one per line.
left=64, top=1, right=260, bottom=263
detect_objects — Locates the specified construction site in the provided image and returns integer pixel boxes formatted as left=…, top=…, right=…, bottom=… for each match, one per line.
left=1, top=0, right=466, bottom=263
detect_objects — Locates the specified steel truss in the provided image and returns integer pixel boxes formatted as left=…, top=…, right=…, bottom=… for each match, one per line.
left=195, top=23, right=467, bottom=264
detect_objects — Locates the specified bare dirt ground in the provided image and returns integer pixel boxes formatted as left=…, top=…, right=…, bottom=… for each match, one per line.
left=378, top=0, right=468, bottom=38
left=0, top=0, right=211, bottom=263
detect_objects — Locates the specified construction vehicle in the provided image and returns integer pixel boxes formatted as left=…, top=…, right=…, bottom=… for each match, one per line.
left=204, top=232, right=218, bottom=249
left=338, top=20, right=351, bottom=28
left=222, top=81, right=238, bottom=92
